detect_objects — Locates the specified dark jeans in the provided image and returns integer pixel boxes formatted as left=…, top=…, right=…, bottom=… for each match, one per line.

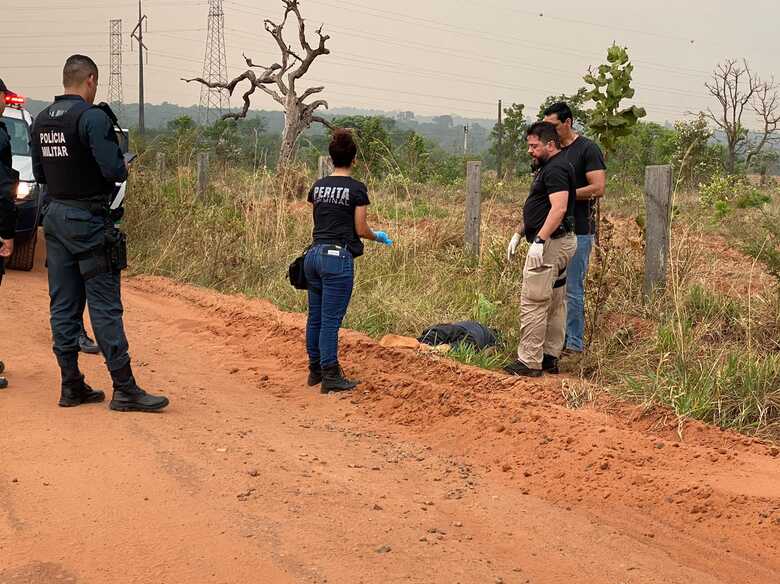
left=43, top=201, right=130, bottom=373
left=565, top=234, right=594, bottom=352
left=304, top=244, right=355, bottom=368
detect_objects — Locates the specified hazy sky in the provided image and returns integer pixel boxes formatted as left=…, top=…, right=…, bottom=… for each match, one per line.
left=3, top=0, right=779, bottom=125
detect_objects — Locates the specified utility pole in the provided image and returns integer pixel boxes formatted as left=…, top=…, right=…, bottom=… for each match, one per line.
left=199, top=0, right=230, bottom=125
left=463, top=124, right=469, bottom=154
left=108, top=19, right=124, bottom=121
left=496, top=100, right=503, bottom=179
left=131, top=0, right=148, bottom=135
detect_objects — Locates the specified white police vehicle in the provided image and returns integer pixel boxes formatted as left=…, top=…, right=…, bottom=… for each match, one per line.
left=2, top=92, right=41, bottom=271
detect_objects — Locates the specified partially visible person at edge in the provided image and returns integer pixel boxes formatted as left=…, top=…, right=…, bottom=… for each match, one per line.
left=505, top=121, right=577, bottom=377
left=543, top=102, right=606, bottom=355
left=31, top=54, right=168, bottom=412
left=304, top=129, right=392, bottom=394
left=0, top=78, right=20, bottom=390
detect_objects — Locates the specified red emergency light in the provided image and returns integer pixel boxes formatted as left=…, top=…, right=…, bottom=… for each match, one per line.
left=3, top=92, right=25, bottom=108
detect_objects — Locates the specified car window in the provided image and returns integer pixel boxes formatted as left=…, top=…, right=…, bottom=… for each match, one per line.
left=2, top=116, right=31, bottom=156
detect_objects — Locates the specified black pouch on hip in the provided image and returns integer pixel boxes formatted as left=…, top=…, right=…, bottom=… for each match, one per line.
left=107, top=229, right=128, bottom=272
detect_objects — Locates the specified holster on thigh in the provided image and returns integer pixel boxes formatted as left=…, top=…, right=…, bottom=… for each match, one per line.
left=75, top=246, right=111, bottom=281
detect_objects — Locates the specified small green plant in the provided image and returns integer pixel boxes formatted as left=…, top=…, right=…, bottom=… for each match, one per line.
left=447, top=343, right=508, bottom=371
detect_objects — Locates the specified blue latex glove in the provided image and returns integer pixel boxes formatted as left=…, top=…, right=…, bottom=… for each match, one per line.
left=373, top=231, right=393, bottom=246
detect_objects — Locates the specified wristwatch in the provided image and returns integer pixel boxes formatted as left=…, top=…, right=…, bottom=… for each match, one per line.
left=534, top=236, right=546, bottom=244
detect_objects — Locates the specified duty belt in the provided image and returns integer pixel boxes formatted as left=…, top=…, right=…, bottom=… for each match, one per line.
left=52, top=198, right=110, bottom=216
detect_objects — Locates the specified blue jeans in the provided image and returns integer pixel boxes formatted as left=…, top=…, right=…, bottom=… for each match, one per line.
left=565, top=234, right=594, bottom=353
left=305, top=244, right=355, bottom=368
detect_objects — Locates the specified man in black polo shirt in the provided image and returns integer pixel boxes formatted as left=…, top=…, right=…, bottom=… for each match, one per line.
left=505, top=122, right=577, bottom=377
left=543, top=102, right=606, bottom=355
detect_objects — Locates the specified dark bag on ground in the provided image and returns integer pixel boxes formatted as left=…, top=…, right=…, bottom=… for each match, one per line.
left=418, top=320, right=497, bottom=351
left=288, top=248, right=309, bottom=290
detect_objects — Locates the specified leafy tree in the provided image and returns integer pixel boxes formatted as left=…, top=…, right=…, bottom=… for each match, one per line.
left=584, top=44, right=647, bottom=156
left=399, top=132, right=432, bottom=182
left=332, top=115, right=395, bottom=178
left=608, top=122, right=676, bottom=185
left=672, top=113, right=723, bottom=187
left=490, top=102, right=531, bottom=178
left=537, top=87, right=592, bottom=130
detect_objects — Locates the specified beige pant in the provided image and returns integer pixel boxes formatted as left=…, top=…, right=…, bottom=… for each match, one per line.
left=517, top=234, right=577, bottom=369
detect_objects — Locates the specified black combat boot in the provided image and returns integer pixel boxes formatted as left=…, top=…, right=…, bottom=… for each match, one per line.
left=542, top=354, right=560, bottom=374
left=109, top=362, right=169, bottom=412
left=78, top=329, right=101, bottom=355
left=58, top=365, right=105, bottom=407
left=307, top=363, right=323, bottom=387
left=320, top=363, right=358, bottom=394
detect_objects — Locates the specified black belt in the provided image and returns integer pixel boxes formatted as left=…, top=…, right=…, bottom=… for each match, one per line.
left=52, top=198, right=110, bottom=216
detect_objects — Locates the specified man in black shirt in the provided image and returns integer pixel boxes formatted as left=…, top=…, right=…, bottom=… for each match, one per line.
left=32, top=55, right=168, bottom=412
left=543, top=102, right=606, bottom=354
left=0, top=78, right=19, bottom=389
left=505, top=122, right=577, bottom=377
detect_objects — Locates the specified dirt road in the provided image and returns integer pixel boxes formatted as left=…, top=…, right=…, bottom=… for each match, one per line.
left=1, top=247, right=778, bottom=584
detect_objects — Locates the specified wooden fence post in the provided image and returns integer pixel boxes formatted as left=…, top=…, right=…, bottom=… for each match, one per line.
left=643, top=164, right=674, bottom=300
left=156, top=152, right=166, bottom=179
left=465, top=161, right=482, bottom=257
left=318, top=155, right=334, bottom=179
left=196, top=152, right=209, bottom=200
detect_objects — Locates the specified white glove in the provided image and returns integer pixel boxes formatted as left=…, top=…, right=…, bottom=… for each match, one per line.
left=526, top=241, right=545, bottom=269
left=506, top=232, right=522, bottom=262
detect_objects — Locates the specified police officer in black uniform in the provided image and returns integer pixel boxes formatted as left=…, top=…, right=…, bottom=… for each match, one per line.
left=31, top=55, right=168, bottom=412
left=0, top=78, right=19, bottom=390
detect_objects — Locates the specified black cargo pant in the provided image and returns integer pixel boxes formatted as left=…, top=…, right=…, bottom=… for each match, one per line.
left=42, top=200, right=130, bottom=374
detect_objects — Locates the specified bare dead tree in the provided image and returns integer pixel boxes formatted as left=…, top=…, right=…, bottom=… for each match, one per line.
left=705, top=59, right=759, bottom=173
left=705, top=59, right=780, bottom=174
left=184, top=0, right=333, bottom=169
left=745, top=78, right=780, bottom=171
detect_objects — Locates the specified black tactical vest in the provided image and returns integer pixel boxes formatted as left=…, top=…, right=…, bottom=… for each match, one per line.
left=32, top=98, right=115, bottom=200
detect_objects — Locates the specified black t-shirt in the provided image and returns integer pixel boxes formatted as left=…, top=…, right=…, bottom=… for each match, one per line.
left=561, top=135, right=606, bottom=235
left=522, top=152, right=576, bottom=243
left=307, top=176, right=370, bottom=257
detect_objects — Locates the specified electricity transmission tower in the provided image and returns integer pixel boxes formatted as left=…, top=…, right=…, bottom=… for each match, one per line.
left=199, top=0, right=230, bottom=125
left=108, top=19, right=124, bottom=119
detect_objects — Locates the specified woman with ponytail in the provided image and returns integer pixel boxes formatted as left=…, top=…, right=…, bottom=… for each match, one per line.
left=304, top=129, right=392, bottom=393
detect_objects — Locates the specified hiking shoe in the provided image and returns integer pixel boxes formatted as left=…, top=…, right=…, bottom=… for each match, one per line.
left=321, top=363, right=359, bottom=394
left=79, top=332, right=101, bottom=354
left=503, top=360, right=543, bottom=378
left=0, top=376, right=7, bottom=390
left=59, top=378, right=105, bottom=407
left=542, top=354, right=560, bottom=374
left=307, top=364, right=323, bottom=387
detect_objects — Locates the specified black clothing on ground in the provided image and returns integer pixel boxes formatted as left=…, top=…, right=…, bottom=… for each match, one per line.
left=31, top=95, right=126, bottom=201
left=561, top=135, right=606, bottom=235
left=307, top=175, right=370, bottom=258
left=522, top=151, right=576, bottom=242
left=418, top=321, right=498, bottom=351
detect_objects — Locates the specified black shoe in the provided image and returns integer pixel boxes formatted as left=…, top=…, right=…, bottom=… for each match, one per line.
left=542, top=354, right=560, bottom=374
left=503, top=360, right=543, bottom=378
left=0, top=360, right=5, bottom=375
left=59, top=376, right=106, bottom=407
left=0, top=376, right=7, bottom=390
left=109, top=362, right=169, bottom=412
left=307, top=364, right=323, bottom=387
left=78, top=332, right=101, bottom=355
left=321, top=363, right=359, bottom=394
